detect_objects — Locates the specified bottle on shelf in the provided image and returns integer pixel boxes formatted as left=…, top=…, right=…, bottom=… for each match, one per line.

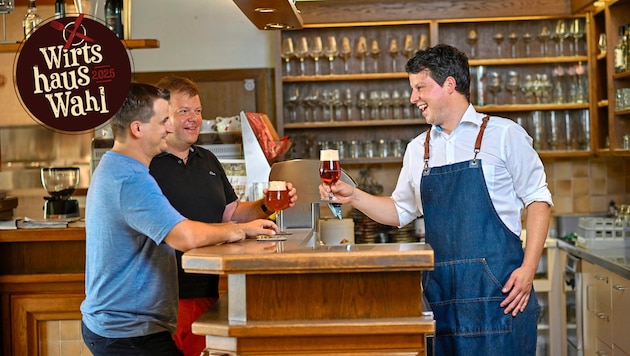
left=22, top=0, right=41, bottom=39
left=55, top=0, right=65, bottom=19
left=614, top=25, right=627, bottom=73
left=105, top=0, right=123, bottom=38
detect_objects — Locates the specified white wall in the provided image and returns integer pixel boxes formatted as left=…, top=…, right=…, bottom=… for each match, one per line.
left=127, top=0, right=276, bottom=72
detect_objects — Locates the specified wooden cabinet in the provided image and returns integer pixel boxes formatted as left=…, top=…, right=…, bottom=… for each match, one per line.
left=275, top=15, right=596, bottom=164
left=582, top=259, right=612, bottom=355
left=612, top=272, right=630, bottom=355
left=589, top=0, right=630, bottom=155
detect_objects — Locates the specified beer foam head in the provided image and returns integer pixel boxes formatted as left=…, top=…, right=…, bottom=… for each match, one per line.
left=268, top=181, right=286, bottom=191
left=320, top=149, right=339, bottom=161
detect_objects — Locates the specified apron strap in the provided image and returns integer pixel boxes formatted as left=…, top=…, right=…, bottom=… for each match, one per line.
left=472, top=115, right=490, bottom=164
left=423, top=115, right=491, bottom=170
left=423, top=128, right=431, bottom=171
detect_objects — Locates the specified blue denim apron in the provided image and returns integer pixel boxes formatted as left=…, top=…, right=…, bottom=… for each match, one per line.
left=420, top=116, right=538, bottom=355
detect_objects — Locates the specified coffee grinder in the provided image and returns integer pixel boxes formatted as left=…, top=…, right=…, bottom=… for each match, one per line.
left=41, top=167, right=80, bottom=219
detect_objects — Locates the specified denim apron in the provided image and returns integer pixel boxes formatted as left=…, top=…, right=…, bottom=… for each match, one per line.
left=420, top=116, right=538, bottom=355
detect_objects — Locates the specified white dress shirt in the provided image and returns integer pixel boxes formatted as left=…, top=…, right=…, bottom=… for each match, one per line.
left=392, top=104, right=553, bottom=235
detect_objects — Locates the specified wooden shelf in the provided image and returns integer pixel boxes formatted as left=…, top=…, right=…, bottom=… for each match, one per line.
left=613, top=70, right=630, bottom=80
left=0, top=39, right=159, bottom=53
left=284, top=118, right=426, bottom=129
left=478, top=103, right=590, bottom=112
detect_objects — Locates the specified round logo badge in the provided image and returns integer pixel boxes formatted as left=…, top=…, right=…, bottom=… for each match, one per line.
left=14, top=14, right=131, bottom=133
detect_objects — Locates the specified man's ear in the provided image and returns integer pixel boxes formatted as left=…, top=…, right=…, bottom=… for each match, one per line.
left=130, top=121, right=142, bottom=138
left=445, top=76, right=457, bottom=93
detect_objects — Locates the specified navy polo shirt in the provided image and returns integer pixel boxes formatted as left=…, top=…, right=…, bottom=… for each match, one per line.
left=150, top=145, right=238, bottom=299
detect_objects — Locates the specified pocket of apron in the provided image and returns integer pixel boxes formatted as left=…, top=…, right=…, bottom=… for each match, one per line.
left=422, top=258, right=512, bottom=337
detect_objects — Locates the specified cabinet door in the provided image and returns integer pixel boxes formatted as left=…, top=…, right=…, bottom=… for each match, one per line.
left=612, top=273, right=630, bottom=355
left=582, top=260, right=613, bottom=354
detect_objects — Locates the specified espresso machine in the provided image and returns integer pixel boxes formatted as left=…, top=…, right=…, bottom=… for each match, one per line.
left=41, top=167, right=81, bottom=219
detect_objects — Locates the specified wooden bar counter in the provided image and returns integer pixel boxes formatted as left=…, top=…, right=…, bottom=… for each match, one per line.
left=182, top=230, right=435, bottom=356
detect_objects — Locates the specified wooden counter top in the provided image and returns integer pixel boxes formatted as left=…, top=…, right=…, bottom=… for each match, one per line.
left=0, top=227, right=85, bottom=243
left=183, top=229, right=434, bottom=275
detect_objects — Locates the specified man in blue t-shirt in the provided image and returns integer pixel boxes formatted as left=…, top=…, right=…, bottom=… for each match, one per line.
left=80, top=83, right=279, bottom=356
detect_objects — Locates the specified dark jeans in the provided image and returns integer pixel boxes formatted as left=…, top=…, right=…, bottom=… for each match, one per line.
left=82, top=321, right=184, bottom=356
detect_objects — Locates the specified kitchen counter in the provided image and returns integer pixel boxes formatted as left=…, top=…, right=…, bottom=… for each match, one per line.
left=557, top=239, right=630, bottom=280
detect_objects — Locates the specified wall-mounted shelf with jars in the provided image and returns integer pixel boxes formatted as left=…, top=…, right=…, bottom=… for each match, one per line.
left=275, top=15, right=596, bottom=165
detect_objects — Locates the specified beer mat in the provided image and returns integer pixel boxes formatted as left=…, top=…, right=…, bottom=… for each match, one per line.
left=256, top=235, right=287, bottom=241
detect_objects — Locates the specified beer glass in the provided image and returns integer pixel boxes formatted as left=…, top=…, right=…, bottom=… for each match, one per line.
left=266, top=180, right=291, bottom=235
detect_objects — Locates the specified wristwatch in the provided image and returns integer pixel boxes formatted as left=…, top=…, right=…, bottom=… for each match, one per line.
left=261, top=202, right=272, bottom=215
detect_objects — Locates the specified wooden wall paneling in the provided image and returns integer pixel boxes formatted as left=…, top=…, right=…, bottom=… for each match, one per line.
left=295, top=0, right=573, bottom=24
left=132, top=68, right=276, bottom=126
left=11, top=293, right=84, bottom=356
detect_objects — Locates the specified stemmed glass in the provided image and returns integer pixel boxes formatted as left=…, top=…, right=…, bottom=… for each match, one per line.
left=522, top=32, right=533, bottom=57
left=570, top=18, right=584, bottom=56
left=493, top=32, right=505, bottom=57
left=324, top=36, right=338, bottom=75
left=391, top=89, right=402, bottom=119
left=380, top=90, right=391, bottom=120
left=356, top=36, right=368, bottom=74
left=310, top=36, right=324, bottom=75
left=343, top=88, right=353, bottom=121
left=304, top=90, right=320, bottom=122
left=295, top=37, right=309, bottom=76
left=506, top=71, right=520, bottom=104
left=389, top=38, right=399, bottom=72
left=508, top=32, right=518, bottom=58
left=357, top=91, right=368, bottom=120
left=281, top=37, right=295, bottom=76
left=487, top=71, right=502, bottom=105
left=368, top=91, right=381, bottom=120
left=339, top=37, right=352, bottom=74
left=467, top=28, right=478, bottom=58
left=538, top=25, right=551, bottom=56
left=370, top=39, right=381, bottom=73
left=285, top=87, right=300, bottom=122
left=404, top=34, right=415, bottom=59
left=0, top=0, right=14, bottom=43
left=266, top=181, right=292, bottom=235
left=319, top=149, right=341, bottom=201
left=553, top=19, right=568, bottom=56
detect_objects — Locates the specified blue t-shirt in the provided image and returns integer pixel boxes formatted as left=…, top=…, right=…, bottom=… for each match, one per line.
left=81, top=151, right=186, bottom=338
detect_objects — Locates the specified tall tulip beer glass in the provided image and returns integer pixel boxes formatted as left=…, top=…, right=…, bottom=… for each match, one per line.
left=319, top=149, right=341, bottom=200
left=266, top=180, right=291, bottom=235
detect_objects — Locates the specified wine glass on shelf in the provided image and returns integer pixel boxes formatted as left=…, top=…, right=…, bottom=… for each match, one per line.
left=538, top=25, right=551, bottom=56
left=370, top=39, right=381, bottom=73
left=389, top=38, right=399, bottom=72
left=506, top=71, right=520, bottom=104
left=493, top=32, right=505, bottom=57
left=508, top=31, right=518, bottom=58
left=266, top=181, right=292, bottom=235
left=522, top=32, right=533, bottom=57
left=356, top=36, right=368, bottom=74
left=285, top=87, right=300, bottom=122
left=487, top=71, right=502, bottom=105
left=343, top=88, right=353, bottom=121
left=553, top=19, right=568, bottom=56
left=295, top=37, right=309, bottom=76
left=467, top=28, right=478, bottom=58
left=310, top=36, right=324, bottom=75
left=0, top=0, right=14, bottom=43
left=569, top=18, right=584, bottom=56
left=319, top=149, right=341, bottom=201
left=281, top=37, right=295, bottom=76
left=339, top=37, right=352, bottom=74
left=357, top=90, right=368, bottom=120
left=324, top=36, right=338, bottom=75
left=404, top=34, right=415, bottom=59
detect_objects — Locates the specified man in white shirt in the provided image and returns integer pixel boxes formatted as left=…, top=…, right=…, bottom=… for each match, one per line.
left=320, top=44, right=552, bottom=356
